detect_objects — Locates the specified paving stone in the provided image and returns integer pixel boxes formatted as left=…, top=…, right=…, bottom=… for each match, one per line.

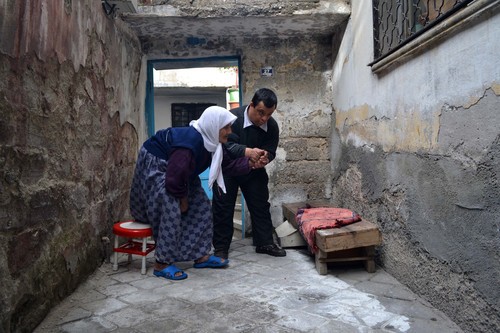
left=266, top=291, right=316, bottom=310
left=80, top=298, right=128, bottom=316
left=258, top=278, right=310, bottom=294
left=97, top=283, right=139, bottom=297
left=334, top=266, right=377, bottom=283
left=378, top=295, right=446, bottom=321
left=108, top=270, right=146, bottom=283
left=225, top=249, right=246, bottom=259
left=354, top=279, right=418, bottom=301
left=313, top=319, right=365, bottom=333
left=238, top=288, right=283, bottom=305
left=275, top=308, right=330, bottom=331
left=398, top=316, right=463, bottom=333
left=134, top=318, right=190, bottom=332
left=202, top=312, right=261, bottom=332
left=142, top=297, right=193, bottom=316
left=173, top=282, right=239, bottom=303
left=247, top=324, right=302, bottom=333
left=354, top=306, right=407, bottom=328
left=60, top=316, right=117, bottom=333
left=203, top=295, right=258, bottom=314
left=279, top=256, right=317, bottom=272
left=308, top=275, right=352, bottom=290
left=117, top=287, right=172, bottom=305
left=330, top=288, right=380, bottom=307
left=128, top=275, right=167, bottom=289
left=235, top=302, right=282, bottom=325
left=59, top=307, right=92, bottom=324
left=235, top=252, right=294, bottom=267
left=236, top=261, right=275, bottom=275
left=368, top=270, right=403, bottom=285
left=67, top=289, right=107, bottom=304
left=103, top=307, right=152, bottom=328
left=33, top=324, right=65, bottom=333
left=188, top=265, right=245, bottom=281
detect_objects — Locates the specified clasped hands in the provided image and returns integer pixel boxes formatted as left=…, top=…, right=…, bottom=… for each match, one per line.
left=247, top=148, right=269, bottom=169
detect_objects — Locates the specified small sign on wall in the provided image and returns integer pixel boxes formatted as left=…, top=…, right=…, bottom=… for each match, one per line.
left=260, top=66, right=274, bottom=77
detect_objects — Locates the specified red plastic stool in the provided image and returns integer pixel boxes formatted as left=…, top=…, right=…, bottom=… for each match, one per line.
left=113, top=221, right=155, bottom=274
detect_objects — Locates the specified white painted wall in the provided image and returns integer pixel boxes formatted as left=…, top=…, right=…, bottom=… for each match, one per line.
left=152, top=67, right=238, bottom=132
left=332, top=1, right=500, bottom=153
left=154, top=93, right=227, bottom=132
left=154, top=67, right=238, bottom=87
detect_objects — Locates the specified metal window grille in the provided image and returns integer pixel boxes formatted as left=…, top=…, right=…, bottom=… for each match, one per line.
left=171, top=103, right=216, bottom=127
left=372, top=0, right=473, bottom=61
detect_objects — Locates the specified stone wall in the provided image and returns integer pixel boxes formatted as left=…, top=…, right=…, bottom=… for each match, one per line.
left=331, top=1, right=500, bottom=332
left=0, top=1, right=143, bottom=331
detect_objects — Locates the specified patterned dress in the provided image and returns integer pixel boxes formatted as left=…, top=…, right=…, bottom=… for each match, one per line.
left=130, top=140, right=250, bottom=264
left=130, top=147, right=212, bottom=263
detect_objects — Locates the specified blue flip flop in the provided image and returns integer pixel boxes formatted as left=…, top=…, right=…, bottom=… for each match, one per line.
left=153, top=265, right=187, bottom=280
left=193, top=255, right=229, bottom=268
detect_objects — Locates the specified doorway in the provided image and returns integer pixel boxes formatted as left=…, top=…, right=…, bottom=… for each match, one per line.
left=145, top=56, right=241, bottom=137
left=144, top=56, right=247, bottom=239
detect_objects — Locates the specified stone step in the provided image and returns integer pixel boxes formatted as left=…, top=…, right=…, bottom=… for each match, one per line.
left=232, top=192, right=247, bottom=239
left=233, top=218, right=243, bottom=240
left=233, top=218, right=243, bottom=231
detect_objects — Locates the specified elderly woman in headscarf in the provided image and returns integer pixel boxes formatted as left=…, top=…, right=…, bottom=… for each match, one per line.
left=129, top=106, right=256, bottom=280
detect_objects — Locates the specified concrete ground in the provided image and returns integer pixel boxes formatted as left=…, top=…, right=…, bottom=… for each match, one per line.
left=34, top=238, right=463, bottom=333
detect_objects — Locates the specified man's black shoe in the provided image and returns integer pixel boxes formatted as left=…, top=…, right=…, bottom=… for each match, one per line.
left=255, top=244, right=286, bottom=257
left=214, top=249, right=228, bottom=259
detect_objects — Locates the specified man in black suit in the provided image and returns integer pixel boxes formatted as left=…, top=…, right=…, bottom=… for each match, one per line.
left=212, top=88, right=286, bottom=258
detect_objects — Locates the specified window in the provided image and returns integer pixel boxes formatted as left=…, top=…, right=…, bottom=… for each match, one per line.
left=372, top=0, right=472, bottom=61
left=171, top=103, right=216, bottom=127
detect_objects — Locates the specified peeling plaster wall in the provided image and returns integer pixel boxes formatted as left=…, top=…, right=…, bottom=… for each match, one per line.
left=144, top=34, right=336, bottom=224
left=331, top=2, right=500, bottom=332
left=0, top=1, right=144, bottom=331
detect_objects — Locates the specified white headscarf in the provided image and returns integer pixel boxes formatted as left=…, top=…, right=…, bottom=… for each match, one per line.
left=190, top=106, right=237, bottom=193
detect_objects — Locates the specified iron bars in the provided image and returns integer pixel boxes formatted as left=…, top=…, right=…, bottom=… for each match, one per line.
left=372, top=0, right=473, bottom=61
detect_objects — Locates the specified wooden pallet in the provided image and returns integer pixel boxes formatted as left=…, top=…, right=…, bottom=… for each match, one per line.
left=282, top=200, right=382, bottom=274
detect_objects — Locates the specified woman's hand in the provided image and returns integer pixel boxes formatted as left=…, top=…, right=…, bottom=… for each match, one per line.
left=250, top=156, right=268, bottom=169
left=249, top=159, right=263, bottom=169
left=245, top=148, right=266, bottom=163
left=180, top=197, right=188, bottom=213
left=258, top=151, right=269, bottom=165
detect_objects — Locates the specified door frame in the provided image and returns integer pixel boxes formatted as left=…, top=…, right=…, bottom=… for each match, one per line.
left=144, top=55, right=247, bottom=239
left=145, top=56, right=242, bottom=137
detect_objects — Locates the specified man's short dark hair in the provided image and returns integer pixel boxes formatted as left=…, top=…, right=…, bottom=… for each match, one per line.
left=251, top=88, right=278, bottom=109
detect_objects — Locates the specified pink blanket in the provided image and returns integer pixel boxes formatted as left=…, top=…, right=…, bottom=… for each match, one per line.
left=296, top=207, right=362, bottom=253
